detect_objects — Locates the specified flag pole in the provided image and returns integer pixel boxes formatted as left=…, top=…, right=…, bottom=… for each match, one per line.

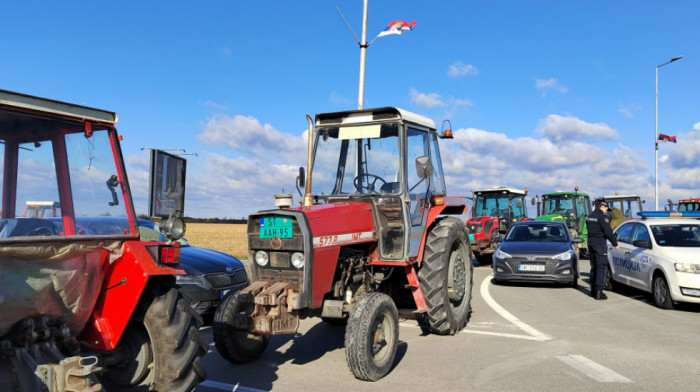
left=357, top=0, right=369, bottom=110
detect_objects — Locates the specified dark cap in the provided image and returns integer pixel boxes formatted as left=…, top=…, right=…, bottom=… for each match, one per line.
left=594, top=198, right=609, bottom=208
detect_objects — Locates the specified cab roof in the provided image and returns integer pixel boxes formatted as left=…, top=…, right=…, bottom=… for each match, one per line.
left=473, top=187, right=527, bottom=196
left=315, top=107, right=435, bottom=130
left=543, top=191, right=590, bottom=197
left=0, top=89, right=117, bottom=124
left=602, top=195, right=641, bottom=200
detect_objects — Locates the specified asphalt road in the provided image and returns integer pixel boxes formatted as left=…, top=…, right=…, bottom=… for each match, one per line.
left=196, top=260, right=700, bottom=391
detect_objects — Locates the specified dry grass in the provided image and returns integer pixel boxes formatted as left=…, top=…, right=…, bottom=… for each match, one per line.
left=185, top=223, right=248, bottom=259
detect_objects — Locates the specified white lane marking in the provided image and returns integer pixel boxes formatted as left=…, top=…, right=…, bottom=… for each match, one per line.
left=199, top=379, right=269, bottom=392
left=464, top=274, right=552, bottom=341
left=557, top=355, right=633, bottom=383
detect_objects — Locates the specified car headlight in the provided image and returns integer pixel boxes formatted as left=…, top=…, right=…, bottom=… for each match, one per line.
left=291, top=252, right=305, bottom=269
left=674, top=263, right=700, bottom=274
left=255, top=251, right=269, bottom=266
left=552, top=251, right=573, bottom=261
left=175, top=274, right=207, bottom=287
left=494, top=248, right=512, bottom=259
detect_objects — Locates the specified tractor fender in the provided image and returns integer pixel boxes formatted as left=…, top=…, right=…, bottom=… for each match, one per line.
left=79, top=240, right=185, bottom=351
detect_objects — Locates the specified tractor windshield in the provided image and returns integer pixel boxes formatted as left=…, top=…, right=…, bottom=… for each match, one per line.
left=311, top=122, right=401, bottom=196
left=474, top=194, right=511, bottom=218
left=679, top=202, right=700, bottom=212
left=606, top=198, right=642, bottom=219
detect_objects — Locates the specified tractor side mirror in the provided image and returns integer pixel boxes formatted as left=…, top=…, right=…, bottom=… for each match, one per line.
left=516, top=199, right=523, bottom=208
left=297, top=167, right=305, bottom=188
left=531, top=197, right=536, bottom=206
left=415, top=156, right=433, bottom=179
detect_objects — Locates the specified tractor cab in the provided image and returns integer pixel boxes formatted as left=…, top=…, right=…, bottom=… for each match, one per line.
left=678, top=198, right=700, bottom=212
left=534, top=188, right=591, bottom=256
left=306, top=107, right=463, bottom=261
left=602, top=194, right=644, bottom=220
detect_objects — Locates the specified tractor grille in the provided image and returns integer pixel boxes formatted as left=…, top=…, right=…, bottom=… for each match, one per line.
left=203, top=270, right=248, bottom=289
left=506, top=257, right=557, bottom=275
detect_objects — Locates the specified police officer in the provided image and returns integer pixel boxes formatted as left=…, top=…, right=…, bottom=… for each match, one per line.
left=586, top=199, right=620, bottom=300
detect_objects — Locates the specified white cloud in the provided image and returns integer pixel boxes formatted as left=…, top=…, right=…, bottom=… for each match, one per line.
left=536, top=114, right=618, bottom=142
left=534, top=77, right=568, bottom=94
left=197, top=114, right=307, bottom=162
left=329, top=91, right=351, bottom=107
left=618, top=103, right=642, bottom=119
left=448, top=61, right=479, bottom=78
left=410, top=88, right=445, bottom=108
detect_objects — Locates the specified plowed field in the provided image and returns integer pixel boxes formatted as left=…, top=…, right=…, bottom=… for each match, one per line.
left=185, top=223, right=248, bottom=259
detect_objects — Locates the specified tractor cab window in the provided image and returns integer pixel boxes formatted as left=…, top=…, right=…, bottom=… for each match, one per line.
left=511, top=196, right=526, bottom=220
left=312, top=123, right=400, bottom=196
left=475, top=194, right=511, bottom=218
left=1, top=125, right=133, bottom=239
left=428, top=131, right=446, bottom=195
left=575, top=196, right=590, bottom=217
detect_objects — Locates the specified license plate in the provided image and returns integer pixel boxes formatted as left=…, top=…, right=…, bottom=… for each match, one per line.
left=518, top=264, right=545, bottom=272
left=468, top=234, right=475, bottom=242
left=260, top=216, right=293, bottom=239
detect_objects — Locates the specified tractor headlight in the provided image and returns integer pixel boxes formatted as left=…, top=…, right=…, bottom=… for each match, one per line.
left=291, top=252, right=305, bottom=269
left=552, top=251, right=573, bottom=261
left=255, top=251, right=269, bottom=266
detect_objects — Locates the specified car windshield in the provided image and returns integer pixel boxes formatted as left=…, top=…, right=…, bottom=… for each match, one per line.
left=505, top=224, right=568, bottom=242
left=311, top=123, right=400, bottom=196
left=650, top=224, right=700, bottom=247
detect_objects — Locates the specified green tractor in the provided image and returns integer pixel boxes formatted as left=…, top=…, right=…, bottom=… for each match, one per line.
left=533, top=188, right=591, bottom=258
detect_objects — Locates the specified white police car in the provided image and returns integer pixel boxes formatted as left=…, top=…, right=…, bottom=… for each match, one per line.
left=606, top=211, right=700, bottom=309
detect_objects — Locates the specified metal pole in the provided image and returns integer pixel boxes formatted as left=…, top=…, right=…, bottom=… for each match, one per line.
left=357, top=0, right=369, bottom=109
left=655, top=66, right=659, bottom=210
left=654, top=55, right=683, bottom=210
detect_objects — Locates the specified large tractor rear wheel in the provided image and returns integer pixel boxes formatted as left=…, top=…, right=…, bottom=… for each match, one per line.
left=102, top=280, right=207, bottom=391
left=213, top=291, right=271, bottom=363
left=417, top=217, right=473, bottom=335
left=344, top=292, right=399, bottom=381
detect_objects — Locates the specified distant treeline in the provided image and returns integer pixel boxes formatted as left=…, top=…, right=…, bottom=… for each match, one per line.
left=137, top=214, right=246, bottom=224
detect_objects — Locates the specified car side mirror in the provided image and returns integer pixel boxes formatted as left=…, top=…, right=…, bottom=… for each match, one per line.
left=415, top=156, right=433, bottom=179
left=572, top=237, right=584, bottom=244
left=632, top=240, right=651, bottom=249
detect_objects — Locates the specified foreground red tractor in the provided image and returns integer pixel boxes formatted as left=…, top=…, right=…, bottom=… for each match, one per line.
left=465, top=187, right=529, bottom=262
left=214, top=107, right=473, bottom=381
left=0, top=90, right=206, bottom=391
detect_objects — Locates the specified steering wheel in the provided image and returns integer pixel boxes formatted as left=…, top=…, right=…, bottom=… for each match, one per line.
left=353, top=174, right=387, bottom=194
left=28, top=226, right=53, bottom=236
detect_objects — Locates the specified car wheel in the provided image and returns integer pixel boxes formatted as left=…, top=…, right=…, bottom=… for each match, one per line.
left=604, top=265, right=616, bottom=292
left=652, top=274, right=674, bottom=309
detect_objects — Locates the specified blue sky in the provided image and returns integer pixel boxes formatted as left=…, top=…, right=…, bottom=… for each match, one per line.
left=2, top=1, right=698, bottom=218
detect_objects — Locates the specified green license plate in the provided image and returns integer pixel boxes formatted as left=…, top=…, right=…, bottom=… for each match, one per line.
left=259, top=216, right=293, bottom=239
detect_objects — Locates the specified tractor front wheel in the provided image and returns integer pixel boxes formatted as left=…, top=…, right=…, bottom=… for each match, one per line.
left=213, top=291, right=271, bottom=363
left=417, top=217, right=474, bottom=335
left=344, top=292, right=399, bottom=382
left=101, top=280, right=207, bottom=391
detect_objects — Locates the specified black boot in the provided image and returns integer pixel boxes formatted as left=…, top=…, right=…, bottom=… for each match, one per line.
left=594, top=291, right=607, bottom=300
left=590, top=288, right=597, bottom=297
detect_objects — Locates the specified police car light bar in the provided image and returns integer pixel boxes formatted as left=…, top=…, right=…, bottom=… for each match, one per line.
left=637, top=211, right=700, bottom=219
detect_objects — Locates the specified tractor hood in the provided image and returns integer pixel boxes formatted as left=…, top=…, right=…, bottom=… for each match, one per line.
left=293, top=201, right=375, bottom=239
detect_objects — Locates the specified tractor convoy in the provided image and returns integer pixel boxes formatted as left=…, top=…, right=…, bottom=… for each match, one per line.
left=533, top=188, right=592, bottom=257
left=0, top=90, right=206, bottom=391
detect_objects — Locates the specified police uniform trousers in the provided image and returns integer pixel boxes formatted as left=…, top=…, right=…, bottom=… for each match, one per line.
left=588, top=240, right=608, bottom=291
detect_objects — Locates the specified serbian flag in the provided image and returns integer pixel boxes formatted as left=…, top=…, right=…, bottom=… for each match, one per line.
left=377, top=20, right=416, bottom=37
left=659, top=133, right=677, bottom=143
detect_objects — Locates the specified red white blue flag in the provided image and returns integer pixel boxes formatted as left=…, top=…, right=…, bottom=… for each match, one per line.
left=658, top=133, right=677, bottom=143
left=377, top=20, right=416, bottom=37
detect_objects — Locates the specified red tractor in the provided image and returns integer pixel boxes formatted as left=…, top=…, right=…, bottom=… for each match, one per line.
left=465, top=187, right=529, bottom=262
left=214, top=107, right=473, bottom=381
left=0, top=90, right=206, bottom=391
